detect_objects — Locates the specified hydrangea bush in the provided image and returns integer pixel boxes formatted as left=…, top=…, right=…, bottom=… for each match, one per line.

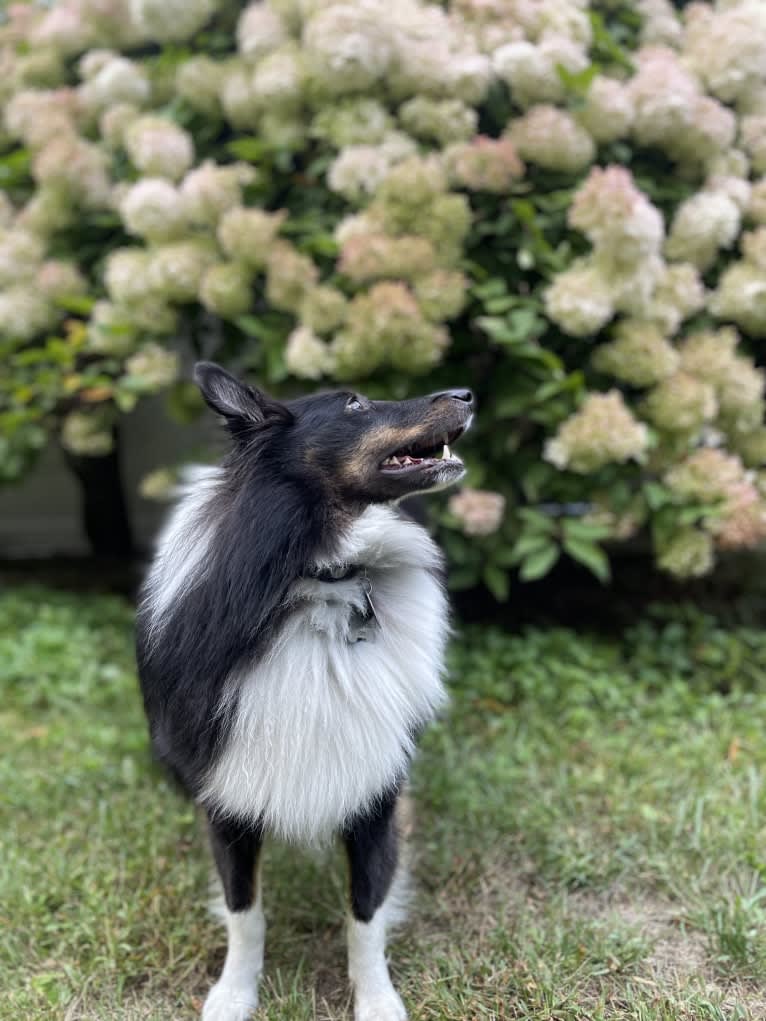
left=2, top=0, right=766, bottom=591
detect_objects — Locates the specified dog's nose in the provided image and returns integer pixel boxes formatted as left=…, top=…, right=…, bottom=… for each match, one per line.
left=432, top=389, right=474, bottom=406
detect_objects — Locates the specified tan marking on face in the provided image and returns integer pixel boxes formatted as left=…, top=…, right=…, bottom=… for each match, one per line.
left=337, top=424, right=429, bottom=484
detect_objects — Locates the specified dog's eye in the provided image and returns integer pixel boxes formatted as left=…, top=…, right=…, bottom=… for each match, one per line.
left=345, top=396, right=364, bottom=412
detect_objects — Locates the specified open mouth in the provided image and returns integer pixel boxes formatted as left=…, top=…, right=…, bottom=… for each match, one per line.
left=379, top=426, right=466, bottom=474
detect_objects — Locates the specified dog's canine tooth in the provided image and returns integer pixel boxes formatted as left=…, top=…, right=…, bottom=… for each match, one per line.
left=442, top=443, right=451, bottom=460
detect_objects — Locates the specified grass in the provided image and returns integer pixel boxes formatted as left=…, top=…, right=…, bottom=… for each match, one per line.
left=2, top=588, right=766, bottom=1020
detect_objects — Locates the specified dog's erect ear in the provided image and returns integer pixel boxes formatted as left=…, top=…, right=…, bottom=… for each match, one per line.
left=193, top=362, right=289, bottom=429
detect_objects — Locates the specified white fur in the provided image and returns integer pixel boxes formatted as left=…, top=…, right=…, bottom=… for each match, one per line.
left=140, top=465, right=223, bottom=640
left=204, top=867, right=265, bottom=1021
left=200, top=505, right=449, bottom=845
left=348, top=865, right=411, bottom=1021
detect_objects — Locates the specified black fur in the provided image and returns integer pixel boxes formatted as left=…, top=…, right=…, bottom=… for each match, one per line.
left=208, top=812, right=264, bottom=913
left=343, top=787, right=400, bottom=923
left=137, top=365, right=472, bottom=800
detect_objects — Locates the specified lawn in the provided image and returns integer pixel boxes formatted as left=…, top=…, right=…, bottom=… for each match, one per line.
left=2, top=587, right=766, bottom=1020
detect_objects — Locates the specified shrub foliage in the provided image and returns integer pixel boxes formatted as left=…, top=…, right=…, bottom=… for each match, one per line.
left=2, top=0, right=766, bottom=589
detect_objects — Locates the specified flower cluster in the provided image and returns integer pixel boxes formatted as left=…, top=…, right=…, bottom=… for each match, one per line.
left=3, top=0, right=766, bottom=586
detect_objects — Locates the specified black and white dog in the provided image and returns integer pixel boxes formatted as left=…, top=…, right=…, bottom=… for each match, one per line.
left=136, top=363, right=473, bottom=1021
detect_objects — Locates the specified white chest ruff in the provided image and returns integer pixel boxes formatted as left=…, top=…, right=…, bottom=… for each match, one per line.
left=200, top=506, right=449, bottom=845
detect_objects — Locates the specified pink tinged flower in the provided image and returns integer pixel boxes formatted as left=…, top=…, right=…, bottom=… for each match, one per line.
left=569, top=166, right=664, bottom=268
left=445, top=136, right=524, bottom=193
left=33, top=133, right=112, bottom=208
left=129, top=0, right=218, bottom=43
left=448, top=489, right=506, bottom=537
left=179, top=161, right=257, bottom=227
left=236, top=3, right=287, bottom=63
left=38, top=261, right=87, bottom=301
left=544, top=259, right=614, bottom=337
left=508, top=105, right=595, bottom=174
left=714, top=481, right=766, bottom=552
left=664, top=448, right=746, bottom=503
left=31, top=3, right=95, bottom=56
left=124, top=116, right=194, bottom=181
left=5, top=88, right=80, bottom=150
left=285, top=326, right=333, bottom=380
left=338, top=234, right=436, bottom=284
left=544, top=390, right=649, bottom=474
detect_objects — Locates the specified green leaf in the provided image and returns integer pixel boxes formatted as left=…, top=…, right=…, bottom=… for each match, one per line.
left=54, top=295, right=95, bottom=315
left=562, top=518, right=613, bottom=542
left=504, top=533, right=552, bottom=566
left=556, top=62, right=599, bottom=96
left=519, top=544, right=560, bottom=581
left=483, top=563, right=510, bottom=601
left=563, top=537, right=611, bottom=583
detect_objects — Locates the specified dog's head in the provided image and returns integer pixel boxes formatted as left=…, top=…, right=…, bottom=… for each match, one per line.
left=194, top=362, right=473, bottom=502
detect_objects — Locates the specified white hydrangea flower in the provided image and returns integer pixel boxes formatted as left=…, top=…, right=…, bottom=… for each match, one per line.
left=578, top=76, right=635, bottom=144
left=310, top=98, right=392, bottom=147
left=0, top=229, right=44, bottom=287
left=175, top=57, right=227, bottom=117
left=129, top=0, right=218, bottom=43
left=119, top=178, right=188, bottom=241
left=105, top=248, right=156, bottom=305
left=741, top=115, right=766, bottom=175
left=327, top=137, right=416, bottom=204
left=285, top=325, right=333, bottom=380
left=61, top=410, right=114, bottom=457
left=251, top=48, right=303, bottom=111
left=147, top=241, right=218, bottom=302
left=509, top=105, right=595, bottom=173
left=99, top=102, right=140, bottom=149
left=220, top=63, right=260, bottom=130
left=237, top=3, right=287, bottom=63
left=180, top=161, right=257, bottom=227
left=124, top=116, right=194, bottom=181
left=749, top=178, right=766, bottom=225
left=79, top=55, right=150, bottom=112
left=493, top=35, right=588, bottom=109
left=665, top=190, right=741, bottom=270
left=303, top=4, right=393, bottom=94
left=545, top=259, right=614, bottom=337
left=683, top=0, right=766, bottom=104
left=217, top=206, right=286, bottom=267
left=0, top=286, right=58, bottom=340
left=125, top=342, right=180, bottom=388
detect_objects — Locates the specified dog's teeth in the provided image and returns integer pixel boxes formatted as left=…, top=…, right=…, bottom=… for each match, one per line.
left=442, top=443, right=451, bottom=460
left=403, top=456, right=413, bottom=465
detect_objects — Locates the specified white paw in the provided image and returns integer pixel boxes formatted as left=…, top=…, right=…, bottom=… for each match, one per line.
left=202, top=980, right=259, bottom=1021
left=354, top=988, right=407, bottom=1021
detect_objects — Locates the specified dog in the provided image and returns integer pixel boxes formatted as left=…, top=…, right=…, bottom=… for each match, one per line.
left=136, top=362, right=473, bottom=1021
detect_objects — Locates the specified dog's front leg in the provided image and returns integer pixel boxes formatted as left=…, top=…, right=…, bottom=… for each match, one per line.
left=203, top=813, right=265, bottom=1021
left=344, top=791, right=408, bottom=1021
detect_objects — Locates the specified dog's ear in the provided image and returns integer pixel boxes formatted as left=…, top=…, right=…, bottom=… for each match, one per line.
left=194, top=362, right=290, bottom=431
